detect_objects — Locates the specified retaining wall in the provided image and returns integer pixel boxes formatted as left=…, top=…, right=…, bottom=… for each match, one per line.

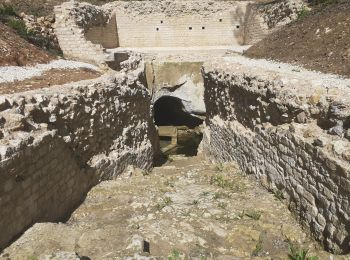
left=0, top=60, right=159, bottom=249
left=202, top=57, right=350, bottom=253
left=54, top=0, right=304, bottom=65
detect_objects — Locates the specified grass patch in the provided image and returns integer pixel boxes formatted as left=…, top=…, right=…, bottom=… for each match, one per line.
left=164, top=179, right=175, bottom=188
left=244, top=210, right=261, bottom=220
left=6, top=18, right=36, bottom=41
left=200, top=191, right=210, bottom=197
left=156, top=196, right=173, bottom=210
left=288, top=244, right=318, bottom=260
left=297, top=6, right=310, bottom=19
left=273, top=189, right=285, bottom=201
left=215, top=163, right=224, bottom=172
left=251, top=235, right=263, bottom=256
left=210, top=174, right=245, bottom=192
left=0, top=3, right=16, bottom=16
left=218, top=202, right=227, bottom=209
left=168, top=249, right=182, bottom=260
left=212, top=191, right=230, bottom=200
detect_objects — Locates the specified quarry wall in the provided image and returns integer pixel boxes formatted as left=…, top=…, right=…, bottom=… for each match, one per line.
left=0, top=59, right=159, bottom=249
left=202, top=57, right=350, bottom=253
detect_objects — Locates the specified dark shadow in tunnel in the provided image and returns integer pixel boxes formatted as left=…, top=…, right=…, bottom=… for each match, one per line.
left=154, top=96, right=203, bottom=128
left=154, top=96, right=203, bottom=157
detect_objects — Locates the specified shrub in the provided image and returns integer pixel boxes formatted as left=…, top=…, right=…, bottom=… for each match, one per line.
left=0, top=3, right=16, bottom=16
left=7, top=18, right=29, bottom=38
left=297, top=6, right=310, bottom=19
left=288, top=245, right=318, bottom=260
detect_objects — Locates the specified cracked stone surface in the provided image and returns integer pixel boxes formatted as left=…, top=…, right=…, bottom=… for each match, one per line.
left=1, top=156, right=343, bottom=259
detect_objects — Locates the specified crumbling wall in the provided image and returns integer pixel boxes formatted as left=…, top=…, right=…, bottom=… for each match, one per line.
left=0, top=59, right=159, bottom=249
left=202, top=57, right=350, bottom=253
left=54, top=2, right=115, bottom=65
left=243, top=0, right=305, bottom=45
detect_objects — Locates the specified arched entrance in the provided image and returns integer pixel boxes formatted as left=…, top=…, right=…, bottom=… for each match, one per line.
left=154, top=96, right=203, bottom=156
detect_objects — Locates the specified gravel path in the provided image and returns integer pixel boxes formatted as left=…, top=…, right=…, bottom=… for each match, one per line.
left=0, top=60, right=99, bottom=84
left=221, top=56, right=350, bottom=90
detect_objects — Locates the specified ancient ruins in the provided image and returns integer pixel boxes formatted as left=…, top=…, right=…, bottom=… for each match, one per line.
left=0, top=0, right=349, bottom=259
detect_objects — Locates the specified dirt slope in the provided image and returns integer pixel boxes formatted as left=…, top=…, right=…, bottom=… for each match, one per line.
left=245, top=2, right=350, bottom=78
left=0, top=22, right=53, bottom=66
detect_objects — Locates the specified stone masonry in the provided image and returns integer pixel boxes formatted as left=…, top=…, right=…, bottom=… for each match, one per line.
left=0, top=57, right=159, bottom=250
left=201, top=56, right=350, bottom=253
left=53, top=0, right=305, bottom=66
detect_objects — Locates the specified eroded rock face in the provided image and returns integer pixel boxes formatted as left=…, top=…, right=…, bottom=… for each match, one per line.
left=0, top=59, right=159, bottom=250
left=201, top=56, right=350, bottom=253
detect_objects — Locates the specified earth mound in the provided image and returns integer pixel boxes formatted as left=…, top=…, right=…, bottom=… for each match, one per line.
left=0, top=21, right=53, bottom=66
left=244, top=2, right=350, bottom=78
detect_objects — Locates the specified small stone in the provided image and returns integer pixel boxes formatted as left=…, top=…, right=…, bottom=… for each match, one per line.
left=126, top=235, right=150, bottom=253
left=313, top=137, right=327, bottom=147
left=328, top=125, right=343, bottom=137
left=344, top=129, right=350, bottom=141
left=296, top=111, right=307, bottom=123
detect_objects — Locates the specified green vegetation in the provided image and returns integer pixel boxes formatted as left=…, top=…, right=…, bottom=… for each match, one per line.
left=156, top=196, right=173, bottom=210
left=164, top=179, right=175, bottom=188
left=200, top=191, right=210, bottom=197
left=251, top=235, right=263, bottom=256
left=215, top=163, right=224, bottom=172
left=211, top=175, right=231, bottom=188
left=168, top=249, right=182, bottom=260
left=142, top=170, right=150, bottom=176
left=273, top=189, right=285, bottom=201
left=0, top=3, right=16, bottom=16
left=288, top=245, right=318, bottom=260
left=7, top=18, right=34, bottom=39
left=27, top=256, right=38, bottom=260
left=297, top=6, right=310, bottom=19
left=218, top=202, right=227, bottom=209
left=245, top=209, right=261, bottom=220
left=191, top=199, right=199, bottom=205
left=210, top=174, right=245, bottom=192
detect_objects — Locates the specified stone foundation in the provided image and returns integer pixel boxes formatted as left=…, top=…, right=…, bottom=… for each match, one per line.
left=0, top=59, right=159, bottom=249
left=202, top=57, right=350, bottom=253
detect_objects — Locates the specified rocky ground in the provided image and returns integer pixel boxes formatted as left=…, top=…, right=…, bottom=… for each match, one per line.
left=1, top=155, right=343, bottom=259
left=245, top=1, right=350, bottom=78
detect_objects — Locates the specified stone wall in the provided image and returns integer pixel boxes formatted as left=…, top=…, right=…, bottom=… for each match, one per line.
left=0, top=59, right=159, bottom=250
left=201, top=57, right=350, bottom=253
left=54, top=0, right=304, bottom=65
left=113, top=11, right=246, bottom=47
left=54, top=2, right=110, bottom=65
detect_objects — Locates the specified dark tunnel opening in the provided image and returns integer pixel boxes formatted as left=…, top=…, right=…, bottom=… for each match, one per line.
left=154, top=96, right=203, bottom=128
left=154, top=96, right=203, bottom=156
